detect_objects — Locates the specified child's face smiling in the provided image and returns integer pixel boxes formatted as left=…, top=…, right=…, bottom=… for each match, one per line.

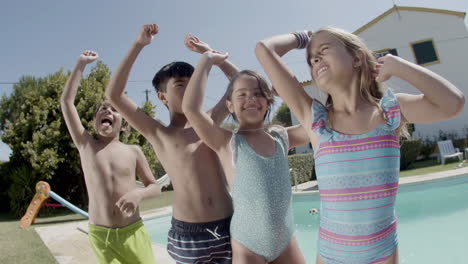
left=228, top=75, right=268, bottom=126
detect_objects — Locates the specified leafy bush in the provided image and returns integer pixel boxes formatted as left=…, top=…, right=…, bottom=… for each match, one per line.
left=0, top=161, right=13, bottom=212
left=272, top=103, right=292, bottom=127
left=420, top=137, right=437, bottom=159
left=7, top=164, right=37, bottom=217
left=453, top=138, right=467, bottom=152
left=288, top=153, right=314, bottom=185
left=400, top=139, right=422, bottom=170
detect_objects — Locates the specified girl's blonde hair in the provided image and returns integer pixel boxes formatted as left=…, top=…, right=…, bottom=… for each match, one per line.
left=306, top=26, right=408, bottom=138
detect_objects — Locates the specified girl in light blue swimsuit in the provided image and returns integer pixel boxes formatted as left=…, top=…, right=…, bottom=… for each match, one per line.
left=182, top=50, right=310, bottom=263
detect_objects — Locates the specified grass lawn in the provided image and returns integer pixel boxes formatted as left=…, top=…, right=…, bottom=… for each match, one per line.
left=0, top=213, right=59, bottom=264
left=400, top=158, right=466, bottom=177
left=0, top=190, right=174, bottom=264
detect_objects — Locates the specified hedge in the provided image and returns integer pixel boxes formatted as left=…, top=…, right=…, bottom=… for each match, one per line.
left=400, top=139, right=422, bottom=170
left=288, top=153, right=315, bottom=186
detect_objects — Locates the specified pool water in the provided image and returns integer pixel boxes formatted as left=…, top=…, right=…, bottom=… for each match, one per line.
left=145, top=175, right=468, bottom=263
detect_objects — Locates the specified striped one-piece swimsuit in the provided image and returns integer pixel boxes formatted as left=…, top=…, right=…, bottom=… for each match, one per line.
left=312, top=89, right=401, bottom=264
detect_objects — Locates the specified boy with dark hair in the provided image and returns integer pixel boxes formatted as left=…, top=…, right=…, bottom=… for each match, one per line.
left=152, top=61, right=194, bottom=93
left=106, top=24, right=239, bottom=264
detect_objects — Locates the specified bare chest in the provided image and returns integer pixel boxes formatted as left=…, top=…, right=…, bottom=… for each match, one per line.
left=159, top=128, right=214, bottom=160
left=81, top=143, right=136, bottom=179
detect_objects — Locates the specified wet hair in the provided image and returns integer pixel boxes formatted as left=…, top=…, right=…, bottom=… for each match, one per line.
left=226, top=70, right=275, bottom=122
left=305, top=27, right=409, bottom=138
left=94, top=101, right=128, bottom=136
left=152, top=61, right=194, bottom=93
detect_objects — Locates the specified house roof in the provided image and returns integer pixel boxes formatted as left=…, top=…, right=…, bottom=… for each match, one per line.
left=299, top=6, right=466, bottom=85
left=354, top=6, right=466, bottom=35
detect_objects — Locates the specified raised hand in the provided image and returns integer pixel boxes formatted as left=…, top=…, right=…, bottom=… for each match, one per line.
left=375, top=54, right=401, bottom=82
left=135, top=24, right=159, bottom=46
left=78, top=50, right=98, bottom=65
left=115, top=190, right=142, bottom=217
left=204, top=50, right=228, bottom=66
left=185, top=34, right=212, bottom=54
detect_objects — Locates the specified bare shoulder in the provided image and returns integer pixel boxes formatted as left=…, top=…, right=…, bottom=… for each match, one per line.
left=127, top=143, right=141, bottom=151
left=78, top=135, right=98, bottom=152
left=135, top=121, right=174, bottom=149
left=125, top=144, right=144, bottom=156
left=143, top=119, right=171, bottom=139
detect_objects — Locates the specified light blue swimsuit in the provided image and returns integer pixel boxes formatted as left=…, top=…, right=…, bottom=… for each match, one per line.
left=229, top=126, right=295, bottom=261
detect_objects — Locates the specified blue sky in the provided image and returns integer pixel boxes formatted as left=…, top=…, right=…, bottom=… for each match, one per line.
left=1, top=0, right=467, bottom=161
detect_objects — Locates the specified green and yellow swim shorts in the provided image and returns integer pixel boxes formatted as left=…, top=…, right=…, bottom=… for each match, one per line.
left=88, top=219, right=155, bottom=264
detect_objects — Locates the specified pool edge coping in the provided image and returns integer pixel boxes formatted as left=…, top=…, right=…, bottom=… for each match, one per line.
left=291, top=166, right=468, bottom=196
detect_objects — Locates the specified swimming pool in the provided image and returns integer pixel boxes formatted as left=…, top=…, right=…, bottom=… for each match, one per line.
left=144, top=174, right=468, bottom=263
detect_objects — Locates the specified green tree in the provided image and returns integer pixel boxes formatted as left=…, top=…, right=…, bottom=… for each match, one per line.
left=272, top=102, right=297, bottom=154
left=0, top=62, right=110, bottom=215
left=272, top=102, right=292, bottom=127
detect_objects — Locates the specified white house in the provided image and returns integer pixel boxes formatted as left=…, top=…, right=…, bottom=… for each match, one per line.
left=294, top=6, right=468, bottom=154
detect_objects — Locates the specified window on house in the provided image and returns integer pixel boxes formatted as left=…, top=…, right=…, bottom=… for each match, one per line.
left=407, top=123, right=415, bottom=136
left=374, top=48, right=398, bottom=59
left=411, top=39, right=439, bottom=66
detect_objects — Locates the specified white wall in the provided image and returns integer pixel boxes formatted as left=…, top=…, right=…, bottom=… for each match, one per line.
left=357, top=9, right=468, bottom=139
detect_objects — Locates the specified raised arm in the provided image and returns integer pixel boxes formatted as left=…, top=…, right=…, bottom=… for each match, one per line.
left=181, top=51, right=232, bottom=153
left=105, top=24, right=163, bottom=140
left=255, top=32, right=313, bottom=127
left=184, top=34, right=240, bottom=124
left=376, top=54, right=465, bottom=124
left=60, top=51, right=97, bottom=148
left=115, top=146, right=161, bottom=217
left=286, top=125, right=311, bottom=150
left=184, top=34, right=240, bottom=80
